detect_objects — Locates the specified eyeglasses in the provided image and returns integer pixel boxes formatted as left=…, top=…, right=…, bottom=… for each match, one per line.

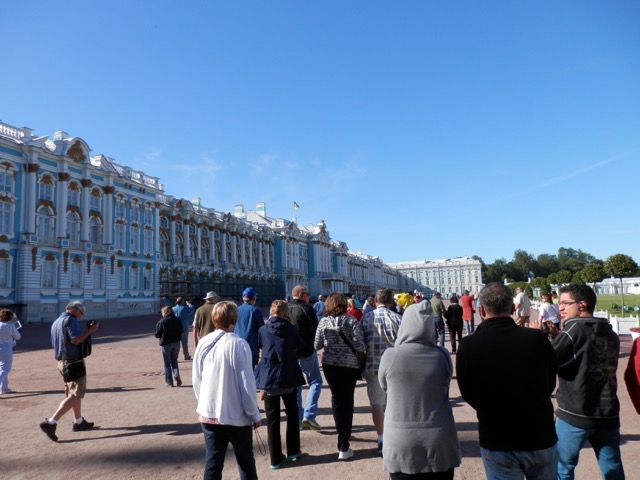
left=559, top=301, right=577, bottom=307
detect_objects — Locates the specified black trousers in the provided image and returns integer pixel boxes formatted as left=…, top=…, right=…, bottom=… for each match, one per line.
left=322, top=363, right=360, bottom=452
left=264, top=390, right=300, bottom=465
left=448, top=326, right=463, bottom=352
left=390, top=468, right=454, bottom=480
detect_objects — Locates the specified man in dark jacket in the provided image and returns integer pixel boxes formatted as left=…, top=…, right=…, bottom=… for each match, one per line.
left=288, top=285, right=323, bottom=431
left=543, top=284, right=625, bottom=479
left=457, top=283, right=558, bottom=479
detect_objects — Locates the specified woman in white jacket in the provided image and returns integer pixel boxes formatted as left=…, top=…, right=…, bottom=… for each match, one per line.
left=192, top=301, right=262, bottom=480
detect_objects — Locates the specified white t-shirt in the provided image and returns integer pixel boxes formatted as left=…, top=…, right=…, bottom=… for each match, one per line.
left=538, top=303, right=559, bottom=325
left=514, top=292, right=531, bottom=316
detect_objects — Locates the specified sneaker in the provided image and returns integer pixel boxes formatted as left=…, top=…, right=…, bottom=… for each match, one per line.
left=184, top=355, right=192, bottom=360
left=72, top=419, right=95, bottom=432
left=338, top=448, right=354, bottom=460
left=39, top=420, right=58, bottom=442
left=270, top=456, right=286, bottom=469
left=302, top=417, right=322, bottom=431
left=1, top=388, right=14, bottom=394
left=286, top=452, right=304, bottom=461
left=175, top=376, right=182, bottom=387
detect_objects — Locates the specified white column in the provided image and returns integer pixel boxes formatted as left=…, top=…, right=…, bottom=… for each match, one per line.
left=56, top=173, right=69, bottom=238
left=25, top=158, right=38, bottom=233
left=196, top=225, right=202, bottom=261
left=80, top=179, right=91, bottom=241
left=103, top=186, right=114, bottom=244
left=169, top=216, right=176, bottom=257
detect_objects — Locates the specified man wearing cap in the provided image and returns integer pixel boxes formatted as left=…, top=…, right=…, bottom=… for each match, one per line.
left=193, top=291, right=220, bottom=347
left=235, top=287, right=264, bottom=367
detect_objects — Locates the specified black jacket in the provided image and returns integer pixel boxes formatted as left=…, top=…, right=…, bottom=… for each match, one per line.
left=154, top=313, right=183, bottom=346
left=287, top=299, right=318, bottom=358
left=254, top=316, right=306, bottom=390
left=456, top=316, right=557, bottom=451
left=552, top=316, right=620, bottom=429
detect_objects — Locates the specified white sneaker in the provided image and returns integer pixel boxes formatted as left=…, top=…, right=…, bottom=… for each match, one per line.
left=338, top=448, right=354, bottom=460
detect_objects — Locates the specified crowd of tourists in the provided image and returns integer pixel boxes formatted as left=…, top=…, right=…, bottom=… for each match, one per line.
left=30, top=282, right=640, bottom=480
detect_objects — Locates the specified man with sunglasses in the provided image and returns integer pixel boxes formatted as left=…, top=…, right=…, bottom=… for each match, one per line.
left=544, top=284, right=625, bottom=479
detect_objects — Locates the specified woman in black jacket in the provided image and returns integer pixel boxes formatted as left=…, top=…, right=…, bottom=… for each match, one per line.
left=255, top=300, right=306, bottom=469
left=155, top=305, right=183, bottom=387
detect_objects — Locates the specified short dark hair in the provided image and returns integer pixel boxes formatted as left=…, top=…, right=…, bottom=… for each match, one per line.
left=559, top=284, right=597, bottom=314
left=375, top=288, right=394, bottom=306
left=479, top=283, right=513, bottom=316
left=324, top=292, right=348, bottom=317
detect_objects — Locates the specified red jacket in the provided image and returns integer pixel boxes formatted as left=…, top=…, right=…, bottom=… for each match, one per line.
left=460, top=294, right=475, bottom=321
left=625, top=337, right=640, bottom=415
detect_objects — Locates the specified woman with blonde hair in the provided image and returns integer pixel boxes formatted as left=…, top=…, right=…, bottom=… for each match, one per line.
left=314, top=292, right=366, bottom=460
left=255, top=300, right=306, bottom=469
left=0, top=309, right=21, bottom=394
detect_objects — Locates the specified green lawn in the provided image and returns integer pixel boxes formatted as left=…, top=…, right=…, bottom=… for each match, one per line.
left=595, top=294, right=640, bottom=317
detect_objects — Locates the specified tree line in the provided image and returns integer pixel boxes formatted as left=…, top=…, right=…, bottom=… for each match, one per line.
left=474, top=248, right=640, bottom=294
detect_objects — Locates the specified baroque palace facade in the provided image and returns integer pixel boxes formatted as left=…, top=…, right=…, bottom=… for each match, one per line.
left=388, top=257, right=483, bottom=297
left=0, top=120, right=419, bottom=323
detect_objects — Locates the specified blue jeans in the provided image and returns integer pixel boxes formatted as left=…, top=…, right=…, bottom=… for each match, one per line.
left=434, top=317, right=445, bottom=348
left=464, top=319, right=475, bottom=335
left=160, top=341, right=180, bottom=385
left=0, top=343, right=14, bottom=393
left=200, top=423, right=257, bottom=480
left=297, top=352, right=323, bottom=420
left=180, top=331, right=190, bottom=359
left=556, top=418, right=625, bottom=479
left=480, top=445, right=557, bottom=480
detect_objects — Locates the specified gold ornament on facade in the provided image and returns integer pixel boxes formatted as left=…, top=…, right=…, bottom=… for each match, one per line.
left=67, top=141, right=86, bottom=163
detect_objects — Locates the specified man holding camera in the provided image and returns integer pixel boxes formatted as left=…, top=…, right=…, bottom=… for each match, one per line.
left=39, top=301, right=99, bottom=442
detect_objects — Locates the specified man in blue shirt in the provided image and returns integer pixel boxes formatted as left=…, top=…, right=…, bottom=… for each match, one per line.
left=313, top=295, right=325, bottom=319
left=172, top=297, right=194, bottom=360
left=39, top=301, right=100, bottom=442
left=234, top=287, right=264, bottom=367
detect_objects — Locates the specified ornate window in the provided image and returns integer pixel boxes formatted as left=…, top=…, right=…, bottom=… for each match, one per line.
left=143, top=228, right=153, bottom=255
left=116, top=261, right=125, bottom=289
left=0, top=200, right=13, bottom=235
left=114, top=222, right=126, bottom=250
left=90, top=188, right=101, bottom=211
left=67, top=182, right=80, bottom=207
left=93, top=260, right=105, bottom=290
left=0, top=170, right=12, bottom=194
left=41, top=256, right=57, bottom=288
left=143, top=205, right=153, bottom=225
left=37, top=207, right=55, bottom=244
left=130, top=225, right=140, bottom=252
left=129, top=264, right=139, bottom=290
left=39, top=174, right=54, bottom=201
left=70, top=257, right=83, bottom=289
left=143, top=265, right=153, bottom=290
left=159, top=231, right=170, bottom=260
left=89, top=216, right=103, bottom=245
left=0, top=251, right=10, bottom=288
left=66, top=212, right=81, bottom=245
left=114, top=196, right=125, bottom=219
left=130, top=201, right=140, bottom=222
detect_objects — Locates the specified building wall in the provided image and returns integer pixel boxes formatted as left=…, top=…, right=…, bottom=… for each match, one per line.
left=0, top=120, right=420, bottom=322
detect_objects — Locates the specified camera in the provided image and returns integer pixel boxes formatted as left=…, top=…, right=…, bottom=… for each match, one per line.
left=86, top=320, right=100, bottom=329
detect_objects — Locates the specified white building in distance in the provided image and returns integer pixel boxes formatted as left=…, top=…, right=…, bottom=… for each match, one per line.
left=388, top=256, right=483, bottom=296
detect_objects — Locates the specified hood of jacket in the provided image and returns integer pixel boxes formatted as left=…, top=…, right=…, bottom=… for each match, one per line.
left=265, top=316, right=289, bottom=337
left=396, top=299, right=435, bottom=347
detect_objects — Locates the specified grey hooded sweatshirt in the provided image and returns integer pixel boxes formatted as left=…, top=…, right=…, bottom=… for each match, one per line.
left=378, top=300, right=461, bottom=475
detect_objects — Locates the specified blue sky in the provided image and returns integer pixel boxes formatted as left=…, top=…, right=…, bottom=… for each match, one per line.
left=2, top=1, right=639, bottom=266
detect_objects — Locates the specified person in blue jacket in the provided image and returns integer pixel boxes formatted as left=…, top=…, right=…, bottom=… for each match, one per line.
left=255, top=300, right=306, bottom=469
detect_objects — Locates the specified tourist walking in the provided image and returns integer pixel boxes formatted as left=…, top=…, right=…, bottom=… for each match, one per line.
left=380, top=299, right=460, bottom=479
left=192, top=301, right=262, bottom=480
left=254, top=300, right=306, bottom=469
left=0, top=309, right=21, bottom=394
left=457, top=283, right=558, bottom=479
left=172, top=297, right=194, bottom=360
left=314, top=292, right=366, bottom=460
left=235, top=287, right=264, bottom=367
left=459, top=290, right=475, bottom=334
left=444, top=295, right=463, bottom=353
left=155, top=305, right=183, bottom=387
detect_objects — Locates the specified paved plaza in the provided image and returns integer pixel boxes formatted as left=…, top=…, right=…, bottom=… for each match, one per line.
left=1, top=310, right=639, bottom=480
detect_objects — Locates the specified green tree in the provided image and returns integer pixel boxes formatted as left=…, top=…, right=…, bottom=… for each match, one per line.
left=511, top=249, right=536, bottom=282
left=536, top=254, right=559, bottom=278
left=604, top=254, right=640, bottom=317
left=547, top=273, right=558, bottom=286
left=580, top=260, right=606, bottom=290
left=557, top=247, right=595, bottom=274
left=556, top=270, right=573, bottom=285
left=484, top=258, right=512, bottom=283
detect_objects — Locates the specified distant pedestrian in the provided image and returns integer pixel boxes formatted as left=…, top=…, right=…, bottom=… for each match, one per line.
left=0, top=309, right=21, bottom=394
left=193, top=291, right=220, bottom=347
left=172, top=297, right=194, bottom=360
left=429, top=292, right=446, bottom=348
left=380, top=300, right=460, bottom=479
left=444, top=295, right=463, bottom=353
left=538, top=291, right=560, bottom=333
left=313, top=295, right=325, bottom=319
left=155, top=305, right=183, bottom=387
left=346, top=298, right=363, bottom=321
left=254, top=300, right=306, bottom=469
left=513, top=286, right=531, bottom=327
left=459, top=290, right=475, bottom=334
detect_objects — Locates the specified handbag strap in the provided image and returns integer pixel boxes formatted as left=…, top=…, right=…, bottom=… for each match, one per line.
left=335, top=320, right=358, bottom=356
left=198, top=331, right=227, bottom=372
